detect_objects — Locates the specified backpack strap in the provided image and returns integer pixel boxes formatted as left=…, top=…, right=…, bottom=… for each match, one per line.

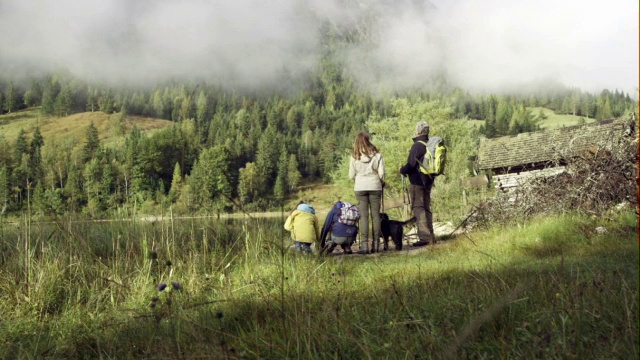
left=415, top=140, right=433, bottom=183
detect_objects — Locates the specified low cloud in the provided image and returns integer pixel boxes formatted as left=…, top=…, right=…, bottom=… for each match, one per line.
left=0, top=0, right=636, bottom=94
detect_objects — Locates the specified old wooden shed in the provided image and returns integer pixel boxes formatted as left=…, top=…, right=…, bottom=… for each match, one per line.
left=475, top=117, right=636, bottom=192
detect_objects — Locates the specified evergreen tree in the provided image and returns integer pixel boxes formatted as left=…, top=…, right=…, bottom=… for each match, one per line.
left=168, top=162, right=183, bottom=203
left=33, top=181, right=47, bottom=215
left=83, top=158, right=103, bottom=215
left=0, top=166, right=9, bottom=214
left=86, top=87, right=99, bottom=112
left=274, top=147, right=289, bottom=201
left=101, top=160, right=115, bottom=209
left=64, top=163, right=84, bottom=212
left=40, top=79, right=58, bottom=116
left=82, top=122, right=100, bottom=163
left=254, top=126, right=280, bottom=188
left=99, top=90, right=115, bottom=114
left=13, top=129, right=28, bottom=164
left=238, top=162, right=265, bottom=205
left=495, top=100, right=512, bottom=135
left=187, top=145, right=233, bottom=212
left=286, top=154, right=301, bottom=192
left=53, top=84, right=73, bottom=116
left=28, top=127, right=45, bottom=184
left=23, top=80, right=42, bottom=107
left=196, top=90, right=209, bottom=125
left=4, top=82, right=18, bottom=113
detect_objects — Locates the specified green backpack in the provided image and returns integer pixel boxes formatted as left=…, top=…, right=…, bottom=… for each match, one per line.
left=417, top=137, right=446, bottom=176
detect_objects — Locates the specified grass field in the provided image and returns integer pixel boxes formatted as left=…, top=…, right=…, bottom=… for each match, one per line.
left=0, top=108, right=172, bottom=147
left=526, top=107, right=598, bottom=129
left=0, top=209, right=636, bottom=359
left=466, top=107, right=598, bottom=131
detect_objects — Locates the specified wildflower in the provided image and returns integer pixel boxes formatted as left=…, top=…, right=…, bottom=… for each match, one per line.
left=171, top=282, right=181, bottom=290
left=149, top=251, right=158, bottom=260
left=157, top=283, right=167, bottom=292
left=165, top=260, right=172, bottom=267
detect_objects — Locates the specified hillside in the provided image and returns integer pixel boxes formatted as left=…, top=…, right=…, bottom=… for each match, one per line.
left=526, top=107, right=598, bottom=129
left=467, top=107, right=599, bottom=131
left=0, top=108, right=173, bottom=147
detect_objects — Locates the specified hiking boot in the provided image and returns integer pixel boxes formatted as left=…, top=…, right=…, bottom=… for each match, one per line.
left=344, top=249, right=353, bottom=255
left=412, top=240, right=430, bottom=247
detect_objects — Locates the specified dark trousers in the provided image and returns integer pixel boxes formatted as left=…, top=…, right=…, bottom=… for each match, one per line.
left=408, top=183, right=434, bottom=243
left=355, top=190, right=382, bottom=251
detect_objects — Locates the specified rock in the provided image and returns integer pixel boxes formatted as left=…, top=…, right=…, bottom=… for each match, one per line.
left=595, top=226, right=607, bottom=234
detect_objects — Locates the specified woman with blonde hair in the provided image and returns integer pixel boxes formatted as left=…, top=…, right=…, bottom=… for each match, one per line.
left=349, top=131, right=385, bottom=254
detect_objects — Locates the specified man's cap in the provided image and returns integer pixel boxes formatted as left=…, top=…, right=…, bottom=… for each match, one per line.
left=416, top=121, right=430, bottom=135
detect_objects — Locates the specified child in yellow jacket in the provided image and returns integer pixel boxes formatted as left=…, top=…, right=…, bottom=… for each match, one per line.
left=284, top=203, right=320, bottom=253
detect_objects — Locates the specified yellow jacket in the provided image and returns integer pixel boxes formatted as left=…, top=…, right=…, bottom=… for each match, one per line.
left=284, top=210, right=320, bottom=244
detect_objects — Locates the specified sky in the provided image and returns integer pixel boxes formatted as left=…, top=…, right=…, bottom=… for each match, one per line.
left=0, top=0, right=637, bottom=95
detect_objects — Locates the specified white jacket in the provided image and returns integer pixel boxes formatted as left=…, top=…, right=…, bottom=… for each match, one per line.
left=349, top=152, right=385, bottom=191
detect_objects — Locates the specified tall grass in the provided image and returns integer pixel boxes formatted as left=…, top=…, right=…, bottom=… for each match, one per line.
left=0, top=210, right=637, bottom=359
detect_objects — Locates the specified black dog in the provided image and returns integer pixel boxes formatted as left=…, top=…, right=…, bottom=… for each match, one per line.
left=375, top=213, right=416, bottom=252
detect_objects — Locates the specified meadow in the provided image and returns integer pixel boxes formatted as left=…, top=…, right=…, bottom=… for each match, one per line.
left=0, top=107, right=172, bottom=148
left=0, top=209, right=637, bottom=359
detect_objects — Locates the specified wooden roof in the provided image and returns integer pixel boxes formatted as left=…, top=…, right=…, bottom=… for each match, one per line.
left=476, top=117, right=634, bottom=173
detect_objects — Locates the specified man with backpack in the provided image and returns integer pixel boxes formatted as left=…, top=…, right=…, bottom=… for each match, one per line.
left=319, top=201, right=359, bottom=255
left=399, top=121, right=438, bottom=247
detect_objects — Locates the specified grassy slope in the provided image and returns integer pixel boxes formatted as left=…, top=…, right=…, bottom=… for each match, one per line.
left=0, top=108, right=173, bottom=147
left=527, top=107, right=598, bottom=129
left=0, top=210, right=637, bottom=359
left=466, top=107, right=598, bottom=131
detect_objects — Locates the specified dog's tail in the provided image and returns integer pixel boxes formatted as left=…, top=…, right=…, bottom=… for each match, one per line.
left=401, top=217, right=416, bottom=226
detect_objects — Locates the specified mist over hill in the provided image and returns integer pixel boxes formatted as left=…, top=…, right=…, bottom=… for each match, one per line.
left=0, top=0, right=636, bottom=94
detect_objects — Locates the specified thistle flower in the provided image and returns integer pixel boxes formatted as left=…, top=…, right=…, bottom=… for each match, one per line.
left=157, top=283, right=167, bottom=292
left=171, top=282, right=181, bottom=290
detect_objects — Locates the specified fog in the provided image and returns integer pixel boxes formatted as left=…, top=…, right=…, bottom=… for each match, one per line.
left=0, top=0, right=636, bottom=94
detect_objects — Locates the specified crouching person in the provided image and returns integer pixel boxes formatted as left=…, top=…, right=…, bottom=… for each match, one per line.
left=320, top=201, right=359, bottom=255
left=284, top=203, right=320, bottom=254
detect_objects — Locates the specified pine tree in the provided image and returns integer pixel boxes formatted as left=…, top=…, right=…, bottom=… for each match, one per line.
left=64, top=163, right=84, bottom=212
left=40, top=80, right=58, bottom=116
left=274, top=147, right=289, bottom=201
left=238, top=162, right=265, bottom=205
left=33, top=181, right=47, bottom=215
left=54, top=84, right=73, bottom=116
left=13, top=129, right=28, bottom=164
left=4, top=82, right=18, bottom=113
left=23, top=80, right=42, bottom=108
left=99, top=90, right=115, bottom=114
left=287, top=154, right=301, bottom=191
left=255, top=127, right=280, bottom=188
left=82, top=122, right=100, bottom=163
left=196, top=91, right=209, bottom=125
left=28, top=127, right=44, bottom=184
left=168, top=162, right=183, bottom=203
left=0, top=166, right=9, bottom=214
